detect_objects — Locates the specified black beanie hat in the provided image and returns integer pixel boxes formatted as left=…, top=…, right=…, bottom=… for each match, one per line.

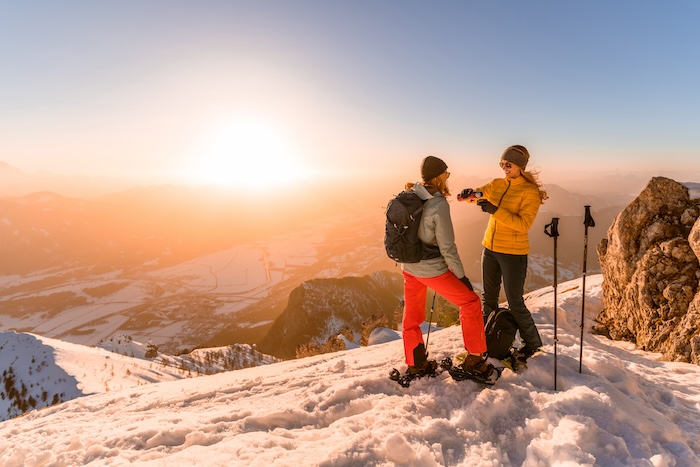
left=421, top=156, right=448, bottom=182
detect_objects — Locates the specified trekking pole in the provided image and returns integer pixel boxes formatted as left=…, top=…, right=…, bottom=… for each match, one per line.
left=424, top=291, right=437, bottom=353
left=579, top=206, right=596, bottom=373
left=544, top=217, right=560, bottom=390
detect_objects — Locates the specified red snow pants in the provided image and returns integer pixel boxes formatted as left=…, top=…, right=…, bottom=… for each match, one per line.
left=402, top=270, right=486, bottom=366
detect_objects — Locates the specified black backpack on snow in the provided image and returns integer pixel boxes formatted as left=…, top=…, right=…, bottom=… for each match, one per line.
left=384, top=190, right=441, bottom=263
left=485, top=308, right=519, bottom=359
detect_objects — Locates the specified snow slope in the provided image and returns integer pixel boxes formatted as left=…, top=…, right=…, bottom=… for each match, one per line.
left=1, top=275, right=699, bottom=466
left=0, top=332, right=192, bottom=422
left=0, top=332, right=277, bottom=422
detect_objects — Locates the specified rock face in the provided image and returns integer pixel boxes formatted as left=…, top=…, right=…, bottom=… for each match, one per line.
left=595, top=177, right=700, bottom=364
left=258, top=271, right=404, bottom=359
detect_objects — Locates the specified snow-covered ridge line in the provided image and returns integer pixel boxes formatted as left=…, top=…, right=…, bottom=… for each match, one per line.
left=0, top=331, right=278, bottom=423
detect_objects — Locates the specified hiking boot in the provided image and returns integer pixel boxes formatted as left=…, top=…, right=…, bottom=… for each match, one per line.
left=407, top=359, right=438, bottom=376
left=459, top=352, right=497, bottom=382
left=513, top=346, right=541, bottom=365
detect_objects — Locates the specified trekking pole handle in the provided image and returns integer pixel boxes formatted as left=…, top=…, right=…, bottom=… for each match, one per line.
left=584, top=205, right=596, bottom=228
left=544, top=217, right=560, bottom=238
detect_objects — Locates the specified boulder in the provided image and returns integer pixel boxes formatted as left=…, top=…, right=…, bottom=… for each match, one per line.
left=595, top=177, right=700, bottom=363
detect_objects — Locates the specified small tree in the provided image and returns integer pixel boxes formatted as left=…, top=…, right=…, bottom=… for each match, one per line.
left=145, top=341, right=159, bottom=359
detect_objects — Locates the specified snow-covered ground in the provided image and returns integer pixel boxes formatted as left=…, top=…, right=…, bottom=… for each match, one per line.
left=0, top=331, right=278, bottom=423
left=1, top=275, right=699, bottom=466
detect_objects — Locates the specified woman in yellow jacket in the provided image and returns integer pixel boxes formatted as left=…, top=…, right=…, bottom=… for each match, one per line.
left=460, top=145, right=548, bottom=362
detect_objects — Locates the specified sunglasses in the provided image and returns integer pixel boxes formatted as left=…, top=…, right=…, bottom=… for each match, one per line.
left=499, top=161, right=513, bottom=169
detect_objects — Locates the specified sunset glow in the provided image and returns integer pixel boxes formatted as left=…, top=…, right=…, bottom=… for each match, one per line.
left=188, top=116, right=313, bottom=191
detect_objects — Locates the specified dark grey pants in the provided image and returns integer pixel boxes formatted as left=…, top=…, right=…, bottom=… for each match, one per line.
left=481, top=247, right=543, bottom=349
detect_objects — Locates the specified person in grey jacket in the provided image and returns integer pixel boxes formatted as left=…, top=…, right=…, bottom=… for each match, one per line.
left=400, top=156, right=497, bottom=382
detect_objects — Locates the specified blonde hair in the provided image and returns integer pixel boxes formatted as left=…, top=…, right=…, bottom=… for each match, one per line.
left=522, top=169, right=548, bottom=204
left=406, top=172, right=451, bottom=197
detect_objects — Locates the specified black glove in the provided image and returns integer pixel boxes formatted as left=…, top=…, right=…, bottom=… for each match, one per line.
left=457, top=188, right=474, bottom=201
left=477, top=199, right=498, bottom=214
left=459, top=276, right=474, bottom=291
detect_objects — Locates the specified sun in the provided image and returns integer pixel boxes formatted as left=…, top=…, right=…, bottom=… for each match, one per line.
left=188, top=115, right=311, bottom=191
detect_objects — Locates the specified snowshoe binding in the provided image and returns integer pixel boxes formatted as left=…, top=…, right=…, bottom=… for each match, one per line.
left=389, top=359, right=439, bottom=388
left=440, top=353, right=501, bottom=386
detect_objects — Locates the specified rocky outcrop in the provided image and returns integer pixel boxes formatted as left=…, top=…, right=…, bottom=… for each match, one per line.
left=259, top=271, right=404, bottom=359
left=595, top=177, right=700, bottom=364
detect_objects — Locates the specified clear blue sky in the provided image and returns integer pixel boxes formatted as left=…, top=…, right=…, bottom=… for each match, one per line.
left=1, top=1, right=698, bottom=189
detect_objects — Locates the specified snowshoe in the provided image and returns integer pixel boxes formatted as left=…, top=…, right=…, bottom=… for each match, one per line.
left=440, top=355, right=501, bottom=386
left=389, top=360, right=439, bottom=388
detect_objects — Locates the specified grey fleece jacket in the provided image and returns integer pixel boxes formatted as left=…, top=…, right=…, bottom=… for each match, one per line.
left=402, top=183, right=466, bottom=279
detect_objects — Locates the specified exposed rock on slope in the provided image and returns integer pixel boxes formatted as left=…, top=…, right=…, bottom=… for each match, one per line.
left=595, top=177, right=700, bottom=364
left=259, top=271, right=403, bottom=359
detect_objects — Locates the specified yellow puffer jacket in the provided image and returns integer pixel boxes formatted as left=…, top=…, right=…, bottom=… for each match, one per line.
left=478, top=176, right=542, bottom=255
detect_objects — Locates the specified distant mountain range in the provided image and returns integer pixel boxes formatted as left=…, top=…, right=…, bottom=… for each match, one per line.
left=0, top=161, right=132, bottom=197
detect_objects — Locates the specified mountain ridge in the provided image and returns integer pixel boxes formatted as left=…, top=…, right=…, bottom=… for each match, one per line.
left=258, top=271, right=403, bottom=359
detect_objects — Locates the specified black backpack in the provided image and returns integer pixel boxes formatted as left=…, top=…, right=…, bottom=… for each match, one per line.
left=485, top=308, right=519, bottom=359
left=384, top=190, right=441, bottom=263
